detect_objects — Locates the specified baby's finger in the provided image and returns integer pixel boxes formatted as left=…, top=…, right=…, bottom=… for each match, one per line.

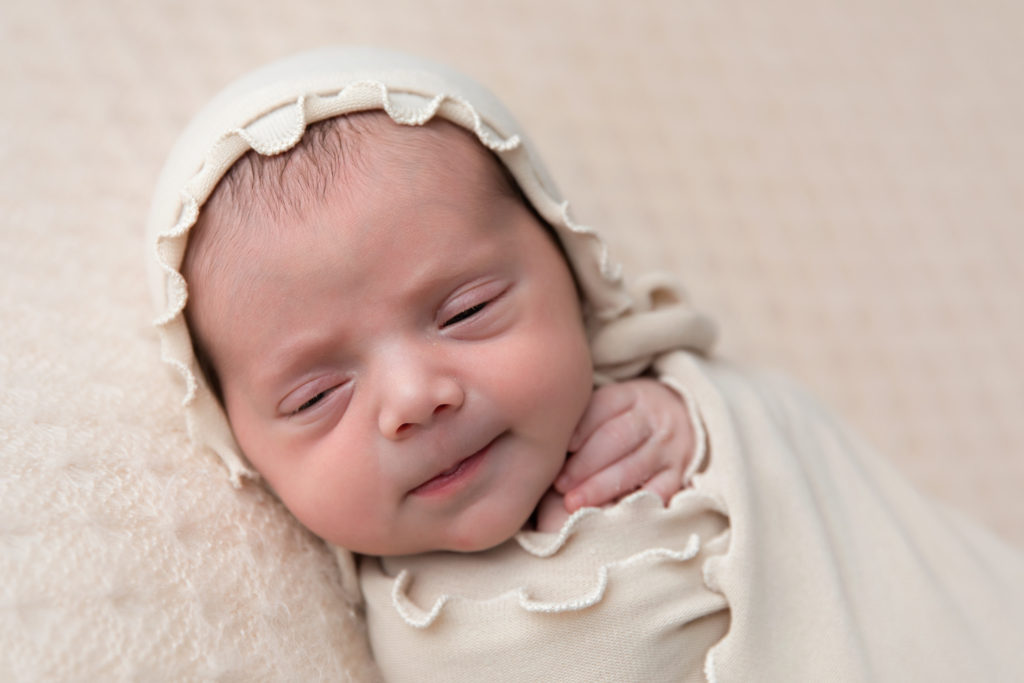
left=568, top=383, right=639, bottom=452
left=562, top=447, right=657, bottom=512
left=556, top=408, right=652, bottom=493
left=640, top=468, right=682, bottom=506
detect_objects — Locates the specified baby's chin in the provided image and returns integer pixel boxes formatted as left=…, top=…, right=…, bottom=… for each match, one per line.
left=348, top=535, right=510, bottom=557
left=360, top=511, right=535, bottom=557
left=435, top=502, right=544, bottom=554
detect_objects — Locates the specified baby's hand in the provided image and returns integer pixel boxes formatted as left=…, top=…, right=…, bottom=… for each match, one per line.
left=554, top=378, right=695, bottom=514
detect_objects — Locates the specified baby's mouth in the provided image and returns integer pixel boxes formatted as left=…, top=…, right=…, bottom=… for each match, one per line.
left=408, top=435, right=501, bottom=497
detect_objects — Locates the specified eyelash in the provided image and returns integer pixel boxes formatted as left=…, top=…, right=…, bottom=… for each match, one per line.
left=291, top=387, right=334, bottom=415
left=442, top=301, right=487, bottom=327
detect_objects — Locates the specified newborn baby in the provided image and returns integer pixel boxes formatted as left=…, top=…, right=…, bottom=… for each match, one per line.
left=147, top=47, right=1024, bottom=682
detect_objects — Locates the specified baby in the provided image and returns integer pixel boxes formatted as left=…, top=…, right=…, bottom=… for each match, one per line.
left=180, top=110, right=698, bottom=552
left=149, top=48, right=1024, bottom=682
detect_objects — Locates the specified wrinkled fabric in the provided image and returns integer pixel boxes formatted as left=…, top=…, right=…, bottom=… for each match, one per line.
left=658, top=353, right=1024, bottom=680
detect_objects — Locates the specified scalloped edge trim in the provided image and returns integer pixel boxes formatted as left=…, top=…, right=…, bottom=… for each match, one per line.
left=513, top=490, right=661, bottom=557
left=514, top=487, right=722, bottom=557
left=390, top=532, right=702, bottom=629
left=556, top=200, right=624, bottom=291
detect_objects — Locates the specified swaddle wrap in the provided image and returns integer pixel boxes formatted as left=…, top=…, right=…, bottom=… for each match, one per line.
left=147, top=47, right=1024, bottom=681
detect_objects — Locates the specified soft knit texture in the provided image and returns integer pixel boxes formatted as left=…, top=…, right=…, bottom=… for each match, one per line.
left=362, top=488, right=729, bottom=682
left=5, top=3, right=1024, bottom=680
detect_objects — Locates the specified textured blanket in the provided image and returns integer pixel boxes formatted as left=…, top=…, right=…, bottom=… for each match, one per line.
left=3, top=1, right=1023, bottom=680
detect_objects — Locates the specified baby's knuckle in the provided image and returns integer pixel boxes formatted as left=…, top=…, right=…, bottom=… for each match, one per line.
left=630, top=410, right=654, bottom=440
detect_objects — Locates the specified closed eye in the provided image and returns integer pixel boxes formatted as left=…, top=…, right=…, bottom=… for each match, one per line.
left=442, top=302, right=487, bottom=327
left=291, top=388, right=333, bottom=415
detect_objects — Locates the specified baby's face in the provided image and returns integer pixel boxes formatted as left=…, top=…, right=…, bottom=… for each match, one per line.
left=193, top=120, right=593, bottom=555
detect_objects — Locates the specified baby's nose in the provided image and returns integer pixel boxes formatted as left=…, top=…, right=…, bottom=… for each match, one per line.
left=377, top=362, right=465, bottom=439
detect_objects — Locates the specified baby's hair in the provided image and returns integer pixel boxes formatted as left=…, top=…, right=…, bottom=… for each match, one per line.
left=181, top=111, right=552, bottom=403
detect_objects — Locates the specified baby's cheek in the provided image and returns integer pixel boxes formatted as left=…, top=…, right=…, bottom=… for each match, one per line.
left=483, top=340, right=565, bottom=403
left=274, top=441, right=371, bottom=545
left=514, top=336, right=591, bottom=432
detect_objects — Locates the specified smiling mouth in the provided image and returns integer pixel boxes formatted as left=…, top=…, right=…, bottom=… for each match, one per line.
left=408, top=436, right=499, bottom=497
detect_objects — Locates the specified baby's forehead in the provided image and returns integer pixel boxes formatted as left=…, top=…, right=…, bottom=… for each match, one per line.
left=221, top=112, right=515, bottom=227
left=187, top=113, right=524, bottom=284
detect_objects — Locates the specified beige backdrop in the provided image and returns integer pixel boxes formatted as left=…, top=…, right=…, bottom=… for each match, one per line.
left=2, top=0, right=1022, bottom=679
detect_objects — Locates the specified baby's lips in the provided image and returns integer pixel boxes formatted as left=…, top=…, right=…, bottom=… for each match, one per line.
left=409, top=431, right=503, bottom=494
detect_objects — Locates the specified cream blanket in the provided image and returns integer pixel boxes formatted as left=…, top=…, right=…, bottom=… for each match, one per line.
left=661, top=354, right=1024, bottom=680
